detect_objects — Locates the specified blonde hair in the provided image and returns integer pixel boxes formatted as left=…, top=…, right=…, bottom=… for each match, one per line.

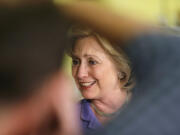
left=68, top=25, right=134, bottom=96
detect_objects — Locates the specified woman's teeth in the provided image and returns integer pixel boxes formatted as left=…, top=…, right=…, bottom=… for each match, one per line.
left=80, top=81, right=95, bottom=87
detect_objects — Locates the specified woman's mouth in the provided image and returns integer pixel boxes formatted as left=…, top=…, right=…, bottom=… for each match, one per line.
left=79, top=81, right=96, bottom=89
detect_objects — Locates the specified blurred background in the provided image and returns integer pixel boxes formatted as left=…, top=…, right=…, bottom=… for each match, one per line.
left=55, top=0, right=180, bottom=27
left=99, top=0, right=180, bottom=27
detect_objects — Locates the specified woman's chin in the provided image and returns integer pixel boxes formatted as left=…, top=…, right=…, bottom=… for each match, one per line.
left=81, top=92, right=97, bottom=100
left=82, top=95, right=94, bottom=100
left=80, top=87, right=99, bottom=99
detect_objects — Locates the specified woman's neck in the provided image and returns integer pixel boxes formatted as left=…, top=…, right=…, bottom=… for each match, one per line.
left=90, top=89, right=127, bottom=123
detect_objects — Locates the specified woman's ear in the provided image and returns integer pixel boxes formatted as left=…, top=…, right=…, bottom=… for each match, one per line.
left=118, top=72, right=126, bottom=80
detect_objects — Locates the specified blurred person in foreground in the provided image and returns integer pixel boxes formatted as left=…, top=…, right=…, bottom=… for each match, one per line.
left=68, top=26, right=134, bottom=132
left=58, top=1, right=180, bottom=135
left=0, top=2, right=81, bottom=135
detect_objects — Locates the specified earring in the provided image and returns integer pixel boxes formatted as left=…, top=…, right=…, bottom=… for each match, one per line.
left=118, top=72, right=125, bottom=80
left=118, top=72, right=122, bottom=79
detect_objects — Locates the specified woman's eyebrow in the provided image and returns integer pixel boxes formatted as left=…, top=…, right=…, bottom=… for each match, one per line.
left=71, top=54, right=102, bottom=61
left=84, top=54, right=96, bottom=58
left=84, top=54, right=102, bottom=61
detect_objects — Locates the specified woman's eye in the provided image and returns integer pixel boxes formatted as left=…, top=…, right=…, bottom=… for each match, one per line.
left=88, top=60, right=97, bottom=65
left=72, top=59, right=79, bottom=66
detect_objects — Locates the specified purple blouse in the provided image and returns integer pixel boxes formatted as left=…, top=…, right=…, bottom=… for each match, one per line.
left=80, top=99, right=102, bottom=132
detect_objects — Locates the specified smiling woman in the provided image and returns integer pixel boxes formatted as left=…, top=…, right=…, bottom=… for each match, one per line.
left=68, top=25, right=134, bottom=133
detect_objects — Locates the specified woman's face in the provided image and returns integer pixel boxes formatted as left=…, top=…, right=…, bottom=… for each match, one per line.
left=72, top=36, right=121, bottom=99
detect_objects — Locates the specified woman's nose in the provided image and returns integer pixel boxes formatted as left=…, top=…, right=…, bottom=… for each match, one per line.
left=76, top=64, right=88, bottom=79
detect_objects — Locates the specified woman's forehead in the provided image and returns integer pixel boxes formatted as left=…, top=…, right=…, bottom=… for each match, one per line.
left=72, top=36, right=108, bottom=58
